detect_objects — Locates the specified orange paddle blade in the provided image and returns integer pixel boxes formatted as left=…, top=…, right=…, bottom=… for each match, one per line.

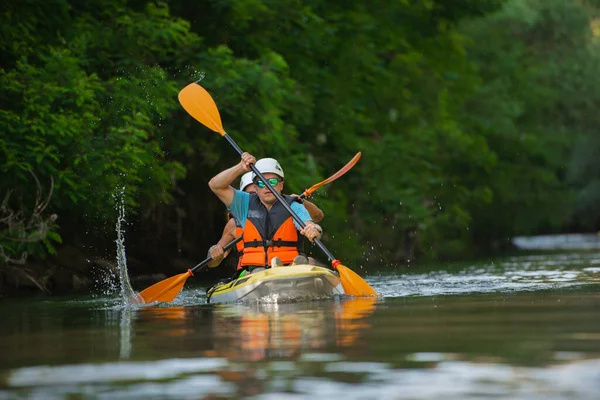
left=137, top=272, right=192, bottom=304
left=336, top=263, right=378, bottom=297
left=303, top=152, right=361, bottom=197
left=178, top=82, right=226, bottom=136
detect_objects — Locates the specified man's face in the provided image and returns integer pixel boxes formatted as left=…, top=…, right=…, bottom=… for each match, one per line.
left=243, top=184, right=257, bottom=194
left=255, top=173, right=283, bottom=205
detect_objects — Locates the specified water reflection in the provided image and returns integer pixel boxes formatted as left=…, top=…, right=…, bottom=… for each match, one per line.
left=119, top=308, right=132, bottom=359
left=1, top=297, right=378, bottom=399
left=106, top=297, right=378, bottom=367
left=136, top=305, right=192, bottom=337
left=2, top=292, right=600, bottom=399
left=207, top=298, right=377, bottom=362
left=3, top=248, right=600, bottom=399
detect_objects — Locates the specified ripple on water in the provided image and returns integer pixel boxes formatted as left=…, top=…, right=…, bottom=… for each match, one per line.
left=5, top=356, right=599, bottom=399
left=368, top=251, right=600, bottom=298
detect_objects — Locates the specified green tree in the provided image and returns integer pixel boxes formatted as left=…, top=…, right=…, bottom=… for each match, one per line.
left=460, top=0, right=600, bottom=250
left=1, top=0, right=192, bottom=287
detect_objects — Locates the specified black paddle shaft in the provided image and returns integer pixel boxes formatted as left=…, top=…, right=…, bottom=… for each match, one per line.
left=190, top=235, right=243, bottom=274
left=223, top=134, right=337, bottom=263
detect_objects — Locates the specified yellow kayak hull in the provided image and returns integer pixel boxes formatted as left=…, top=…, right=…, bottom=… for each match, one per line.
left=206, top=264, right=344, bottom=304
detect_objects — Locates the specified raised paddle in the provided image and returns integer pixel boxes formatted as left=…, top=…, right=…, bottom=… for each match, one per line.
left=299, top=152, right=361, bottom=199
left=137, top=236, right=243, bottom=304
left=178, top=81, right=377, bottom=297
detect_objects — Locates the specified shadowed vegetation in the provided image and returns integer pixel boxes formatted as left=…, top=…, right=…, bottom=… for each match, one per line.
left=1, top=0, right=600, bottom=294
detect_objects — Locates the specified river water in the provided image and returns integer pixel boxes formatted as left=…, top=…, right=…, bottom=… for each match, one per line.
left=1, top=249, right=600, bottom=399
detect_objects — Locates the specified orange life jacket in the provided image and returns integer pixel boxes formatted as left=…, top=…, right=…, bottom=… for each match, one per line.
left=234, top=221, right=244, bottom=270
left=239, top=194, right=304, bottom=268
left=226, top=212, right=246, bottom=269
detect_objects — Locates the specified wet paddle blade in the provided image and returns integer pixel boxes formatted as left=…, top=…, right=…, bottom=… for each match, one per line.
left=336, top=263, right=378, bottom=297
left=178, top=82, right=226, bottom=136
left=138, top=272, right=191, bottom=304
left=304, top=152, right=361, bottom=197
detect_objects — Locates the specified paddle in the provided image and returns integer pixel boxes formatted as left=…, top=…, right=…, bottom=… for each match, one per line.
left=137, top=236, right=243, bottom=304
left=299, top=152, right=361, bottom=199
left=178, top=81, right=377, bottom=297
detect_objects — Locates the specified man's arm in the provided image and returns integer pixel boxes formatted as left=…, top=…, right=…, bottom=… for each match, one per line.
left=208, top=152, right=255, bottom=207
left=291, top=202, right=323, bottom=242
left=304, top=200, right=324, bottom=223
left=207, top=218, right=237, bottom=268
left=290, top=194, right=324, bottom=223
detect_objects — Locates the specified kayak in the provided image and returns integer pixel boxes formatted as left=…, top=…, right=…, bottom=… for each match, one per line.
left=206, top=264, right=344, bottom=304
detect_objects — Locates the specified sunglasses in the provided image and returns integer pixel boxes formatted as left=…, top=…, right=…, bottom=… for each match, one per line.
left=255, top=177, right=282, bottom=188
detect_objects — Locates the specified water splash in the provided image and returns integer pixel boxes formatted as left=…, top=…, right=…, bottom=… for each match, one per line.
left=114, top=186, right=142, bottom=305
left=91, top=258, right=119, bottom=297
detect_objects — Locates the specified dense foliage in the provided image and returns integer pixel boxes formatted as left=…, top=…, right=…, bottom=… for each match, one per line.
left=2, top=0, right=600, bottom=291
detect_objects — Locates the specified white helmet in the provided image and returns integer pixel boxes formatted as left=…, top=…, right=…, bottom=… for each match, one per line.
left=253, top=158, right=284, bottom=179
left=239, top=171, right=254, bottom=191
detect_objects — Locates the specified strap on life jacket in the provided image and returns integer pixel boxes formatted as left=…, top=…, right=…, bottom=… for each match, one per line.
left=234, top=225, right=244, bottom=253
left=245, top=238, right=299, bottom=248
left=235, top=224, right=244, bottom=270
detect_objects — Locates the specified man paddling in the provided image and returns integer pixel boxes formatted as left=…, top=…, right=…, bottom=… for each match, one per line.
left=206, top=171, right=254, bottom=269
left=208, top=153, right=323, bottom=273
left=208, top=171, right=324, bottom=269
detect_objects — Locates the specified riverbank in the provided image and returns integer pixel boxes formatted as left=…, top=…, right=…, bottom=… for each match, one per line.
left=0, top=244, right=167, bottom=297
left=0, top=243, right=236, bottom=298
left=3, top=232, right=600, bottom=297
